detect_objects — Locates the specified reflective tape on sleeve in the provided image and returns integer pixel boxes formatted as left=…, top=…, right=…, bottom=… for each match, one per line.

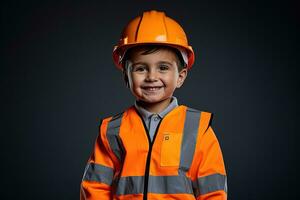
left=193, top=173, right=227, bottom=196
left=82, top=162, right=114, bottom=186
left=106, top=112, right=124, bottom=161
left=179, top=108, right=201, bottom=172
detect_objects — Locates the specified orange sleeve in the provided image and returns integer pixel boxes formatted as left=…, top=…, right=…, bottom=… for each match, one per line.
left=194, top=126, right=227, bottom=200
left=80, top=118, right=115, bottom=200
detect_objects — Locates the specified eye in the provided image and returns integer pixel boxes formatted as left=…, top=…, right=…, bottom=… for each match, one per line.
left=159, top=64, right=169, bottom=71
left=133, top=65, right=146, bottom=72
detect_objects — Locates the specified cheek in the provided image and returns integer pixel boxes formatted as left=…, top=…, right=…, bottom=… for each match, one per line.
left=129, top=74, right=143, bottom=88
left=164, top=74, right=179, bottom=86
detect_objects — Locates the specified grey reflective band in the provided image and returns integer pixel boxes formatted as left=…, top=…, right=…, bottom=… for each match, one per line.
left=116, top=176, right=144, bottom=195
left=179, top=108, right=201, bottom=172
left=193, top=173, right=227, bottom=196
left=106, top=112, right=124, bottom=161
left=82, top=162, right=114, bottom=186
left=148, top=175, right=193, bottom=194
left=116, top=175, right=193, bottom=195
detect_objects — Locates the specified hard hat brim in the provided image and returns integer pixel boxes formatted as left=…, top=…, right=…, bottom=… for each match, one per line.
left=113, top=42, right=195, bottom=70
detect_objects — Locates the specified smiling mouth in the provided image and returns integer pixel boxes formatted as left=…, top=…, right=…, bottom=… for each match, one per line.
left=142, top=86, right=163, bottom=91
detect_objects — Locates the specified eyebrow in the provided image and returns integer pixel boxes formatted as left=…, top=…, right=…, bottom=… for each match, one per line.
left=157, top=61, right=173, bottom=65
left=132, top=62, right=147, bottom=66
left=132, top=61, right=173, bottom=66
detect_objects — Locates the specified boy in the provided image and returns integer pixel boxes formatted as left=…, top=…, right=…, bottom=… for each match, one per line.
left=80, top=10, right=227, bottom=200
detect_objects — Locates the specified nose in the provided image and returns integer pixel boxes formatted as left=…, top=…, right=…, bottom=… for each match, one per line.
left=145, top=69, right=158, bottom=82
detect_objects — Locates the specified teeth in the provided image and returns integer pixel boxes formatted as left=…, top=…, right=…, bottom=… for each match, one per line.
left=145, top=87, right=161, bottom=91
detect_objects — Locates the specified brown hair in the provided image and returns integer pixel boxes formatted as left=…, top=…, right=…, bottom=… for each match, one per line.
left=122, top=45, right=186, bottom=71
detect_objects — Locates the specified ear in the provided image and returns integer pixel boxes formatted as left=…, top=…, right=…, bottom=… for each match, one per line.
left=122, top=69, right=130, bottom=88
left=176, top=68, right=188, bottom=88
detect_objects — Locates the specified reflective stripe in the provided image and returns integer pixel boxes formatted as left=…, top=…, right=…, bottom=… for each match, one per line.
left=116, top=176, right=144, bottom=195
left=179, top=108, right=201, bottom=172
left=116, top=175, right=193, bottom=195
left=82, top=162, right=114, bottom=186
left=149, top=175, right=193, bottom=194
left=106, top=112, right=124, bottom=161
left=193, top=173, right=227, bottom=196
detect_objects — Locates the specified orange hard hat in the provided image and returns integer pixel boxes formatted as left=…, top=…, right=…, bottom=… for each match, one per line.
left=112, top=10, right=195, bottom=70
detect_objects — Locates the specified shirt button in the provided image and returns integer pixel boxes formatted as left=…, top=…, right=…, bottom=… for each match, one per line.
left=153, top=116, right=159, bottom=121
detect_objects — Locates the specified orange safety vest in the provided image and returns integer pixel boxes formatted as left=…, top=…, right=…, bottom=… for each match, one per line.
left=80, top=105, right=227, bottom=200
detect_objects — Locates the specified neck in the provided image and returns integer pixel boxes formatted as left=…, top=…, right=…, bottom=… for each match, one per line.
left=137, top=98, right=172, bottom=113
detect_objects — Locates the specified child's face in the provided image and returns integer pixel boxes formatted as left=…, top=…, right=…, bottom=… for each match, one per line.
left=125, top=48, right=187, bottom=106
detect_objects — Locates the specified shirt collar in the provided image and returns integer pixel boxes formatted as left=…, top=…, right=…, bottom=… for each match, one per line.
left=134, top=97, right=178, bottom=120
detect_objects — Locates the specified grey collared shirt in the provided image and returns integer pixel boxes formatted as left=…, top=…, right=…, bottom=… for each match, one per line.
left=134, top=97, right=178, bottom=142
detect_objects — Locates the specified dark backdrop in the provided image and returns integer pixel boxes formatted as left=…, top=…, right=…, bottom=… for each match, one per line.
left=1, top=0, right=299, bottom=199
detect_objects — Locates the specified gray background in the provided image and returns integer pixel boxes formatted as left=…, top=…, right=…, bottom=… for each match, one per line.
left=1, top=0, right=299, bottom=199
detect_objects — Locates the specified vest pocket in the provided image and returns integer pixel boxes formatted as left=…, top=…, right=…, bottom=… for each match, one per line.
left=161, top=132, right=183, bottom=166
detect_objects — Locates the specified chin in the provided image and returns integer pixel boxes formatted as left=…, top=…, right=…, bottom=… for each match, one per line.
left=143, top=96, right=171, bottom=104
left=141, top=99, right=161, bottom=104
left=137, top=97, right=161, bottom=103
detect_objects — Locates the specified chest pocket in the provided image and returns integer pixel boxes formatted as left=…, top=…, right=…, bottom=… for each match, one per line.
left=160, top=132, right=183, bottom=166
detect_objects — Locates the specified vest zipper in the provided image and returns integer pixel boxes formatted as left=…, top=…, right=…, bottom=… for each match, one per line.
left=134, top=108, right=163, bottom=200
